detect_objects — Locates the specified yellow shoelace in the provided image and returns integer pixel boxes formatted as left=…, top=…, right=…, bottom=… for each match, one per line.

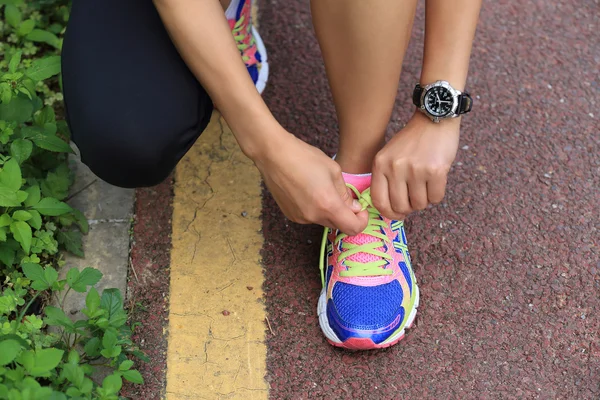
left=319, top=185, right=393, bottom=286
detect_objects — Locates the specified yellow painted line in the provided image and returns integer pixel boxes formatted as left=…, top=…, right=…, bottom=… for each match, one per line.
left=166, top=112, right=268, bottom=399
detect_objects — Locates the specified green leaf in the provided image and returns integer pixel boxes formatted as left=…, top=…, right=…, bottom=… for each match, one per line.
left=63, top=364, right=84, bottom=389
left=26, top=29, right=61, bottom=49
left=27, top=210, right=42, bottom=230
left=0, top=214, right=11, bottom=227
left=31, top=280, right=49, bottom=291
left=18, top=86, right=32, bottom=100
left=24, top=185, right=40, bottom=207
left=101, top=289, right=124, bottom=320
left=0, top=158, right=22, bottom=192
left=109, top=311, right=128, bottom=328
left=101, top=373, right=122, bottom=395
left=65, top=387, right=80, bottom=397
left=80, top=378, right=93, bottom=395
left=10, top=220, right=31, bottom=253
left=0, top=227, right=6, bottom=241
left=56, top=120, right=70, bottom=140
left=0, top=340, right=21, bottom=365
left=101, top=345, right=122, bottom=359
left=16, top=190, right=28, bottom=203
left=44, top=266, right=58, bottom=286
left=44, top=306, right=74, bottom=330
left=22, top=263, right=44, bottom=281
left=33, top=197, right=72, bottom=216
left=0, top=334, right=30, bottom=350
left=4, top=4, right=21, bottom=28
left=10, top=139, right=33, bottom=165
left=72, top=209, right=89, bottom=234
left=83, top=337, right=101, bottom=358
left=57, top=230, right=83, bottom=257
left=68, top=268, right=102, bottom=293
left=0, top=244, right=15, bottom=266
left=66, top=268, right=79, bottom=286
left=102, top=329, right=117, bottom=350
left=95, top=317, right=109, bottom=329
left=34, top=106, right=55, bottom=127
left=85, top=287, right=101, bottom=313
left=0, top=187, right=19, bottom=207
left=29, top=348, right=63, bottom=377
left=12, top=210, right=31, bottom=221
left=25, top=56, right=61, bottom=82
left=16, top=19, right=35, bottom=36
left=122, top=369, right=144, bottom=384
left=118, top=360, right=134, bottom=371
left=8, top=51, right=21, bottom=74
left=0, top=95, right=33, bottom=124
left=67, top=349, right=80, bottom=365
left=41, top=162, right=71, bottom=200
left=44, top=122, right=57, bottom=135
left=28, top=264, right=54, bottom=289
left=31, top=132, right=73, bottom=153
left=1, top=88, right=12, bottom=104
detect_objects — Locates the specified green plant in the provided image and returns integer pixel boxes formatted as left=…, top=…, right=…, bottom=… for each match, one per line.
left=1, top=266, right=147, bottom=399
left=0, top=2, right=147, bottom=398
left=0, top=50, right=83, bottom=267
left=1, top=0, right=69, bottom=107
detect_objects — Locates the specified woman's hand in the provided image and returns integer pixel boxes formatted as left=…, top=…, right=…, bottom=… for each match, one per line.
left=371, top=111, right=461, bottom=220
left=253, top=131, right=369, bottom=236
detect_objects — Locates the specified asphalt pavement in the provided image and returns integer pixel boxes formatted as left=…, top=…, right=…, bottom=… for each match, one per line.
left=258, top=0, right=599, bottom=398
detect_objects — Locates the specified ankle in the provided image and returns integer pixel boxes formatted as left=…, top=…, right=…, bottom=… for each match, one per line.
left=336, top=137, right=384, bottom=174
left=335, top=153, right=373, bottom=174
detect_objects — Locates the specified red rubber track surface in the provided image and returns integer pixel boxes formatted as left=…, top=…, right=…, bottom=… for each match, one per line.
left=258, top=0, right=599, bottom=398
left=123, top=180, right=173, bottom=399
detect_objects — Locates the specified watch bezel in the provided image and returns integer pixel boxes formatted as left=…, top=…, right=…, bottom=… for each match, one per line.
left=419, top=80, right=461, bottom=123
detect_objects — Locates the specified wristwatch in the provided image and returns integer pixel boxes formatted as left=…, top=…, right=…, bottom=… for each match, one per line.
left=412, top=80, right=473, bottom=123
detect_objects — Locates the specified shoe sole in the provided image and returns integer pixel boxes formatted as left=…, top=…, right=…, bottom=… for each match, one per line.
left=317, top=284, right=420, bottom=351
left=252, top=26, right=269, bottom=94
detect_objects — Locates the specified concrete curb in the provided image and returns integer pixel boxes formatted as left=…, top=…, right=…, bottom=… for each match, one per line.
left=60, top=152, right=134, bottom=322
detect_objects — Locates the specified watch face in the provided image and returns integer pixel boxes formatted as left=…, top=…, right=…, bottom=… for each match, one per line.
left=424, top=86, right=454, bottom=117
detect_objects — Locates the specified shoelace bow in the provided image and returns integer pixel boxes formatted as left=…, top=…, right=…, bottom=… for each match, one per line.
left=232, top=15, right=256, bottom=63
left=319, top=184, right=393, bottom=286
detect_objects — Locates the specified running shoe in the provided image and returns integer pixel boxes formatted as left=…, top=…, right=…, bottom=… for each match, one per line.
left=227, top=0, right=269, bottom=94
left=318, top=173, right=419, bottom=350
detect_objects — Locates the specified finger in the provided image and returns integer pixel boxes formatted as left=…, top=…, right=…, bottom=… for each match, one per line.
left=407, top=179, right=428, bottom=211
left=389, top=177, right=412, bottom=217
left=321, top=174, right=368, bottom=235
left=342, top=187, right=363, bottom=213
left=427, top=173, right=447, bottom=204
left=372, top=173, right=405, bottom=220
left=326, top=206, right=368, bottom=236
left=332, top=170, right=363, bottom=213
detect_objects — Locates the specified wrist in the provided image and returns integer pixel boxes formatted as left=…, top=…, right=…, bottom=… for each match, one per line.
left=233, top=116, right=292, bottom=162
left=217, top=97, right=286, bottom=160
left=411, top=109, right=461, bottom=130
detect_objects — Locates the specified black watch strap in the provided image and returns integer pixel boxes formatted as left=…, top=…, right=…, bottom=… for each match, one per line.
left=412, top=84, right=424, bottom=107
left=456, top=92, right=473, bottom=115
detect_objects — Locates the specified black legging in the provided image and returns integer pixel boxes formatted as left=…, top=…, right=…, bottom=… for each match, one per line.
left=62, top=0, right=214, bottom=188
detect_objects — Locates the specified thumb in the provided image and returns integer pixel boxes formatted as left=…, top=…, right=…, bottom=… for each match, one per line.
left=333, top=174, right=362, bottom=213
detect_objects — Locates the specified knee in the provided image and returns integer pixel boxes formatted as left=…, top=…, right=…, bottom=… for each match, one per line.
left=72, top=121, right=180, bottom=188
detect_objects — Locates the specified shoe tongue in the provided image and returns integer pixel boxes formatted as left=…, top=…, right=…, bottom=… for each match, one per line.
left=342, top=172, right=371, bottom=193
left=341, top=172, right=387, bottom=272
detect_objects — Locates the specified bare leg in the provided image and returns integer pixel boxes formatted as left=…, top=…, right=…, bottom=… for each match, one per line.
left=311, top=0, right=418, bottom=173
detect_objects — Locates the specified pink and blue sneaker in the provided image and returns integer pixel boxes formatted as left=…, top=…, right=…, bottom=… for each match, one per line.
left=318, top=173, right=419, bottom=350
left=227, top=0, right=269, bottom=94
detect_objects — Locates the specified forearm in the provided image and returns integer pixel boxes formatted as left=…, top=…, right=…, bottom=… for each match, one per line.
left=153, top=0, right=283, bottom=158
left=420, top=0, right=482, bottom=91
